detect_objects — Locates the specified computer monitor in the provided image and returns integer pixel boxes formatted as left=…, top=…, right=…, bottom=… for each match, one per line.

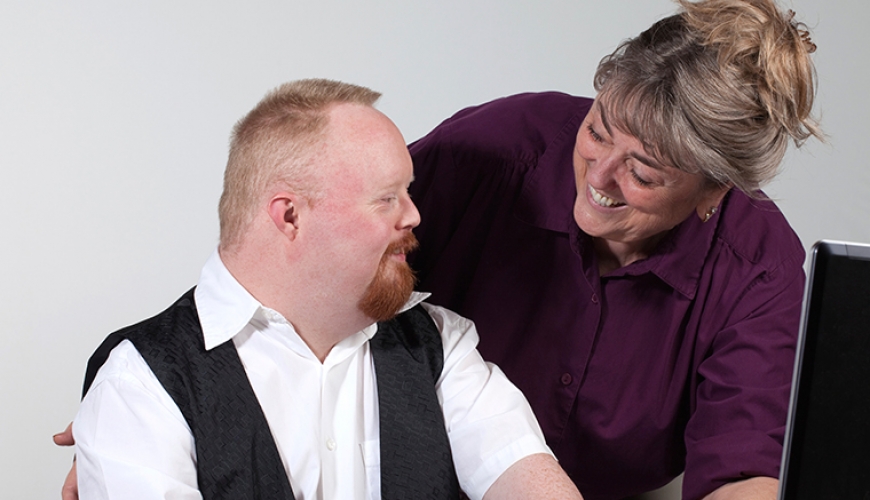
left=779, top=240, right=870, bottom=499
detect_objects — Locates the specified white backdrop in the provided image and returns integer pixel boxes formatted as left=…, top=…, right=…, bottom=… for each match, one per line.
left=1, top=1, right=867, bottom=497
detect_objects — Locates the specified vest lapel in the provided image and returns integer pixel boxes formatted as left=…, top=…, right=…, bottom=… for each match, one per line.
left=371, top=304, right=460, bottom=499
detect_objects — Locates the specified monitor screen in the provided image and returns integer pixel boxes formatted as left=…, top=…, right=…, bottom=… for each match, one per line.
left=780, top=241, right=870, bottom=500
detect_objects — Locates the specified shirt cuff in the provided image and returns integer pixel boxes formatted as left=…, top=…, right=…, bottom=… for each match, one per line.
left=463, top=435, right=555, bottom=500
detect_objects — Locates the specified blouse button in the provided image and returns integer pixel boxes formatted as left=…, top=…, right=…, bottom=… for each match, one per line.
left=561, top=373, right=573, bottom=386
left=591, top=293, right=599, bottom=304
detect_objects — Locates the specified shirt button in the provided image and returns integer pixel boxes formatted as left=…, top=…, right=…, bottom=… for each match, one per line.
left=591, top=293, right=599, bottom=304
left=561, top=373, right=573, bottom=385
left=326, top=438, right=336, bottom=451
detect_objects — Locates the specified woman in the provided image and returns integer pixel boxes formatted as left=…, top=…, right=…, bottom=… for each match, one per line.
left=408, top=0, right=820, bottom=499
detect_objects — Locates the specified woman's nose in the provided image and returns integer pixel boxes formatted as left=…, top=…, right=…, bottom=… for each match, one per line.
left=586, top=153, right=620, bottom=187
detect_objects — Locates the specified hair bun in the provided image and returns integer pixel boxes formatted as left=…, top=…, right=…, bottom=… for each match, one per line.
left=679, top=0, right=821, bottom=145
left=787, top=9, right=817, bottom=53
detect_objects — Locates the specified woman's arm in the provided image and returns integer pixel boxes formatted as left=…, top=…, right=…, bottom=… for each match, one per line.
left=703, top=476, right=777, bottom=500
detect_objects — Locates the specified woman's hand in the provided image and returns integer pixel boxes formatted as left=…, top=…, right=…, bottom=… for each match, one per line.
left=53, top=423, right=79, bottom=500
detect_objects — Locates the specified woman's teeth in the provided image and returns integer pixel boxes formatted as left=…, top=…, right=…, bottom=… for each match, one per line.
left=589, top=185, right=624, bottom=207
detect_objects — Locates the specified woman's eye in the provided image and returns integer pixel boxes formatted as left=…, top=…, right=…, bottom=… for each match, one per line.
left=587, top=124, right=604, bottom=143
left=630, top=170, right=653, bottom=187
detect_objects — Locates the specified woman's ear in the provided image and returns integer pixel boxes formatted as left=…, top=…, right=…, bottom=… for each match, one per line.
left=696, top=184, right=732, bottom=222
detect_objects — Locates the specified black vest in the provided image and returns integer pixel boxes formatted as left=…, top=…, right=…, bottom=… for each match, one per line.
left=82, top=288, right=460, bottom=499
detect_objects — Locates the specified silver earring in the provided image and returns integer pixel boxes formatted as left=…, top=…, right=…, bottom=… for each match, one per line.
left=703, top=206, right=718, bottom=223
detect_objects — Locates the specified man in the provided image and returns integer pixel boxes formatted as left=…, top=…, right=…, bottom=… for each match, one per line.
left=68, top=79, right=583, bottom=500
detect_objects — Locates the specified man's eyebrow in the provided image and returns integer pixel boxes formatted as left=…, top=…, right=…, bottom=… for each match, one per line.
left=599, top=105, right=665, bottom=171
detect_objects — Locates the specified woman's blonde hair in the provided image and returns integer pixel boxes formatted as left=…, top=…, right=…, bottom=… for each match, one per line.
left=593, top=0, right=822, bottom=195
left=218, top=79, right=381, bottom=249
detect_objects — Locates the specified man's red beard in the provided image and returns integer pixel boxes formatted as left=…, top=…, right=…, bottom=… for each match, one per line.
left=357, top=232, right=419, bottom=322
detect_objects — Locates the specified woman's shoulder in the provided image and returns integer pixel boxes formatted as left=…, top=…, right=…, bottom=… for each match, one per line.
left=450, top=91, right=590, bottom=123
left=411, top=92, right=592, bottom=158
left=716, top=190, right=806, bottom=273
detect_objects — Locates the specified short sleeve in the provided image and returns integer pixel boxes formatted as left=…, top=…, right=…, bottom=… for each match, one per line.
left=74, top=340, right=201, bottom=500
left=421, top=302, right=554, bottom=499
left=684, top=259, right=805, bottom=499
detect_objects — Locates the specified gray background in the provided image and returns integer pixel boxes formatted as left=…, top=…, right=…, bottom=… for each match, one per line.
left=1, top=0, right=866, bottom=497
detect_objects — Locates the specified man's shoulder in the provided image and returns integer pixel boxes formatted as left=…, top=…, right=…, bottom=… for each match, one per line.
left=417, top=302, right=479, bottom=359
left=389, top=301, right=480, bottom=359
left=417, top=301, right=474, bottom=332
left=87, top=339, right=151, bottom=386
left=112, top=288, right=200, bottom=343
left=81, top=337, right=184, bottom=424
left=83, top=289, right=200, bottom=396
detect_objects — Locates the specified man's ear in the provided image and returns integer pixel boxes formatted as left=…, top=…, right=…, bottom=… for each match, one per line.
left=268, top=192, right=301, bottom=239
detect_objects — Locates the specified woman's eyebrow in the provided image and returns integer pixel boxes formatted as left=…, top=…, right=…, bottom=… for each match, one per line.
left=600, top=105, right=665, bottom=171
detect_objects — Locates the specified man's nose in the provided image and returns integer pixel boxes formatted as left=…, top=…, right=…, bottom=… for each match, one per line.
left=399, top=194, right=421, bottom=230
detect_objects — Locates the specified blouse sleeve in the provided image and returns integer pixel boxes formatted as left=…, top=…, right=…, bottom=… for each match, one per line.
left=683, top=250, right=805, bottom=499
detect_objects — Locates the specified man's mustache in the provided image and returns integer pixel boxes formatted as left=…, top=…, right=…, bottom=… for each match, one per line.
left=385, top=232, right=419, bottom=257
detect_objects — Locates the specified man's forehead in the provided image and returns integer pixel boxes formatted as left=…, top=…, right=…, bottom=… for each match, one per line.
left=310, top=107, right=411, bottom=192
left=322, top=104, right=407, bottom=160
left=326, top=102, right=394, bottom=134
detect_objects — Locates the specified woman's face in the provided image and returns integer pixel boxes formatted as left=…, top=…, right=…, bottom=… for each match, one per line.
left=572, top=101, right=725, bottom=254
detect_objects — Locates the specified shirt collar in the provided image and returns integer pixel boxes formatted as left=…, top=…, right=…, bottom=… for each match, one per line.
left=356, top=291, right=431, bottom=341
left=195, top=249, right=262, bottom=351
left=620, top=205, right=720, bottom=300
left=578, top=191, right=728, bottom=300
left=194, top=249, right=432, bottom=351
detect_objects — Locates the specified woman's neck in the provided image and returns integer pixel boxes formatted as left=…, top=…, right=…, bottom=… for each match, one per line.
left=593, top=232, right=667, bottom=275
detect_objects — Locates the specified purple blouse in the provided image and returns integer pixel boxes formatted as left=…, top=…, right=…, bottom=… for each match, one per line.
left=408, top=92, right=805, bottom=500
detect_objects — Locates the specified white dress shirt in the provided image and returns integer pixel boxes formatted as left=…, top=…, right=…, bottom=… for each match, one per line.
left=74, top=250, right=552, bottom=500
